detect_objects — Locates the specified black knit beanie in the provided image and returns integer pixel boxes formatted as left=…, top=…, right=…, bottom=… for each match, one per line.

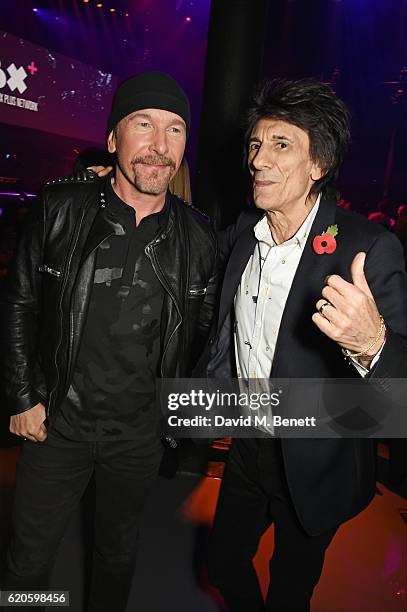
left=107, top=71, right=190, bottom=136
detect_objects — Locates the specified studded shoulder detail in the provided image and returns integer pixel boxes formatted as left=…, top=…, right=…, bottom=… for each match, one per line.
left=45, top=169, right=98, bottom=186
left=176, top=197, right=210, bottom=223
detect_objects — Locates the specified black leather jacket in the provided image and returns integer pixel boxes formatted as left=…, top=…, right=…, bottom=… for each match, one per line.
left=1, top=172, right=218, bottom=421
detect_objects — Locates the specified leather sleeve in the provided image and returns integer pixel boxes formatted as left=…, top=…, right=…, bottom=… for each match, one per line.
left=0, top=194, right=47, bottom=415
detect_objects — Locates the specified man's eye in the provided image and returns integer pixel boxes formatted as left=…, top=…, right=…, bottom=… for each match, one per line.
left=168, top=127, right=181, bottom=134
left=249, top=143, right=260, bottom=151
left=139, top=122, right=151, bottom=128
left=277, top=142, right=288, bottom=149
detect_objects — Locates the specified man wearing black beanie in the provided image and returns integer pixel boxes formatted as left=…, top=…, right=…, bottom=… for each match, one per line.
left=1, top=71, right=218, bottom=612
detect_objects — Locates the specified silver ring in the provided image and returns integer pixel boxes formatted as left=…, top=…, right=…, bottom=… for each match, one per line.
left=319, top=301, right=331, bottom=317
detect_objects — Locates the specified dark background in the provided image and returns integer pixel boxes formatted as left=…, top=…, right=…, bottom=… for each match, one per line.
left=1, top=0, right=406, bottom=214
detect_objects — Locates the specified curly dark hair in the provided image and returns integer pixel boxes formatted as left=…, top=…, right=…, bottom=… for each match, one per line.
left=245, top=79, right=351, bottom=197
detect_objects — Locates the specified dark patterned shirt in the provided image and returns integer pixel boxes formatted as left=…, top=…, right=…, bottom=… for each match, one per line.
left=52, top=180, right=169, bottom=442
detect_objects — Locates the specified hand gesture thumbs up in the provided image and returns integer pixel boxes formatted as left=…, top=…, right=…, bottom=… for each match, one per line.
left=312, top=251, right=385, bottom=365
left=350, top=252, right=373, bottom=299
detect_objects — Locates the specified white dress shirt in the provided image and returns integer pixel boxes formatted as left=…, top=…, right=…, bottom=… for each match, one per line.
left=234, top=198, right=320, bottom=379
left=234, top=196, right=382, bottom=379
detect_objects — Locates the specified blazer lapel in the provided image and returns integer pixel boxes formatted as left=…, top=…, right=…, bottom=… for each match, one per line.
left=271, top=198, right=339, bottom=374
left=217, top=223, right=257, bottom=333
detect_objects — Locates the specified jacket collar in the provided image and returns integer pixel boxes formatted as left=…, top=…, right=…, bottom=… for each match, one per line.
left=217, top=224, right=257, bottom=333
left=271, top=198, right=338, bottom=373
left=78, top=175, right=117, bottom=266
left=217, top=197, right=338, bottom=336
left=79, top=175, right=176, bottom=266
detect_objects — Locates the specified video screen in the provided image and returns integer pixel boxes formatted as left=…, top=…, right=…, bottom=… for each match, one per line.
left=0, top=30, right=117, bottom=143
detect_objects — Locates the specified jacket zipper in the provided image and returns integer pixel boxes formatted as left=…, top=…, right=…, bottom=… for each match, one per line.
left=48, top=211, right=86, bottom=416
left=189, top=288, right=206, bottom=296
left=38, top=265, right=62, bottom=278
left=145, top=238, right=182, bottom=377
left=65, top=231, right=114, bottom=391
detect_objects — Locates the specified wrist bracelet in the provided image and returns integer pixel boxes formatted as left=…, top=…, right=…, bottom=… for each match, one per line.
left=341, top=315, right=385, bottom=359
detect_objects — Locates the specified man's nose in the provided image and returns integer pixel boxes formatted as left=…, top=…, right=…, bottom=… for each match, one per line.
left=149, top=130, right=169, bottom=156
left=251, top=147, right=274, bottom=171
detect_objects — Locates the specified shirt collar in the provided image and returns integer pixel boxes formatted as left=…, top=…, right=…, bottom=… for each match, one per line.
left=105, top=179, right=170, bottom=228
left=253, top=193, right=321, bottom=249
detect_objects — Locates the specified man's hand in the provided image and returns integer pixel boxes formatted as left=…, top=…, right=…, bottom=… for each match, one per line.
left=87, top=165, right=113, bottom=177
left=10, top=403, right=48, bottom=442
left=312, top=252, right=386, bottom=367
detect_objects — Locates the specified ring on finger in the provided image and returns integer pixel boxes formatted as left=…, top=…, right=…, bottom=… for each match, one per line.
left=319, top=301, right=332, bottom=318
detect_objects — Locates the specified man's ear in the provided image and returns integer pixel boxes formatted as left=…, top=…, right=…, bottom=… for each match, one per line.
left=107, top=130, right=116, bottom=154
left=310, top=163, right=324, bottom=182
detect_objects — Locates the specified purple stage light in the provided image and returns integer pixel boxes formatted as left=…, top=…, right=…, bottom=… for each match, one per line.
left=0, top=192, right=36, bottom=198
left=33, top=8, right=39, bottom=12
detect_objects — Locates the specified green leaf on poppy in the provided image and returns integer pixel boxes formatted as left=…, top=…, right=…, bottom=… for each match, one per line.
left=326, top=224, right=338, bottom=237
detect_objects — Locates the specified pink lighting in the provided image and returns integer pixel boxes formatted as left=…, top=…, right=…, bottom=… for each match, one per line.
left=27, top=62, right=38, bottom=75
left=0, top=192, right=36, bottom=198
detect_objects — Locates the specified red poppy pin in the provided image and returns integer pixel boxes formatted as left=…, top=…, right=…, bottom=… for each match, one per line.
left=312, top=224, right=338, bottom=255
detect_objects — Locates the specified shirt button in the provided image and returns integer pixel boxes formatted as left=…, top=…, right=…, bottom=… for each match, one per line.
left=266, top=346, right=270, bottom=351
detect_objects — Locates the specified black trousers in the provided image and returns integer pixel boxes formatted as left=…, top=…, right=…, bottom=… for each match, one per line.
left=207, top=438, right=338, bottom=612
left=3, top=429, right=163, bottom=612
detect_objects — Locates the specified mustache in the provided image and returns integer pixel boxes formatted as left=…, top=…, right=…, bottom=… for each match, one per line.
left=131, top=155, right=176, bottom=169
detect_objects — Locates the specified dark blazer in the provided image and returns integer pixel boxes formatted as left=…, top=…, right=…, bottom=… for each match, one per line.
left=198, top=197, right=407, bottom=535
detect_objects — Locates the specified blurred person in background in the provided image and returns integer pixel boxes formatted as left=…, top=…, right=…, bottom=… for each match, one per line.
left=169, top=156, right=192, bottom=203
